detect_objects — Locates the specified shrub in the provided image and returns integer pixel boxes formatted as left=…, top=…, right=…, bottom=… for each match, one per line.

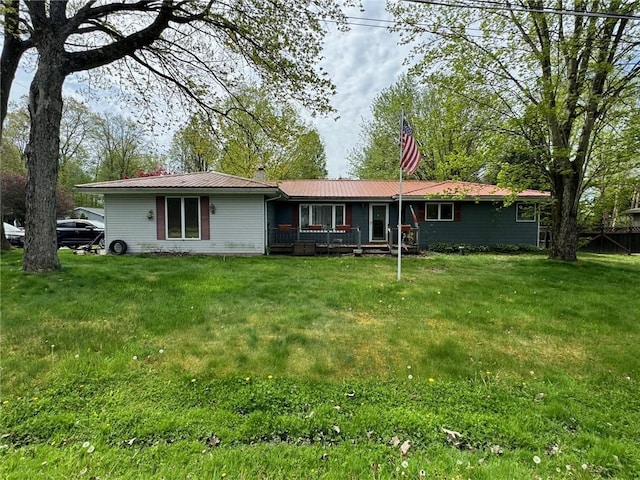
left=427, top=242, right=544, bottom=254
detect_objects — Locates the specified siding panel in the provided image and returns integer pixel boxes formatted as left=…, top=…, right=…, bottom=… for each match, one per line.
left=104, top=194, right=265, bottom=255
left=419, top=202, right=538, bottom=248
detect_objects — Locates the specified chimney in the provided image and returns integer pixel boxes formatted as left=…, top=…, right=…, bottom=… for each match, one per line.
left=253, top=165, right=265, bottom=182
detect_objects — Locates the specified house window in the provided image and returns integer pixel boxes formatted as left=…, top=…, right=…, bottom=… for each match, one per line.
left=300, top=204, right=345, bottom=230
left=516, top=202, right=537, bottom=222
left=167, top=197, right=200, bottom=239
left=425, top=202, right=454, bottom=221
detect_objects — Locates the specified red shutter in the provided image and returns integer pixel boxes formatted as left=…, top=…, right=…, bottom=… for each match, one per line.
left=156, top=196, right=166, bottom=240
left=417, top=203, right=425, bottom=222
left=454, top=203, right=462, bottom=222
left=345, top=204, right=353, bottom=227
left=200, top=196, right=210, bottom=240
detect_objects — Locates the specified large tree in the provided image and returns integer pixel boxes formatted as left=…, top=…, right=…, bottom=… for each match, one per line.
left=92, top=112, right=159, bottom=181
left=169, top=113, right=218, bottom=173
left=391, top=0, right=640, bottom=260
left=172, top=84, right=328, bottom=180
left=214, top=87, right=329, bottom=179
left=0, top=0, right=348, bottom=271
left=580, top=103, right=640, bottom=227
left=348, top=74, right=498, bottom=181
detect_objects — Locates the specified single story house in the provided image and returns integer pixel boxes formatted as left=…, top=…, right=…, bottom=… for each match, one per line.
left=73, top=206, right=105, bottom=223
left=76, top=171, right=549, bottom=255
left=76, top=172, right=279, bottom=255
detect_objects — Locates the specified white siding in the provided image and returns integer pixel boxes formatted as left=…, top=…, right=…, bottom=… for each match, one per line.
left=104, top=194, right=265, bottom=255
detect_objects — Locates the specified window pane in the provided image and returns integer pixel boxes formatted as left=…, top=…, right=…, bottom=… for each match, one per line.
left=517, top=203, right=536, bottom=221
left=300, top=205, right=310, bottom=229
left=313, top=205, right=332, bottom=229
left=335, top=205, right=344, bottom=226
left=167, top=198, right=182, bottom=238
left=184, top=198, right=200, bottom=238
left=426, top=204, right=439, bottom=220
left=440, top=203, right=453, bottom=220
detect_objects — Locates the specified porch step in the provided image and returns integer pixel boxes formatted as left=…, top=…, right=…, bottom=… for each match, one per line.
left=361, top=245, right=391, bottom=255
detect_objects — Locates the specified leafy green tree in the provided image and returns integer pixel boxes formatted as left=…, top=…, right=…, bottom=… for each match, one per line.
left=0, top=0, right=347, bottom=271
left=270, top=130, right=327, bottom=180
left=348, top=75, right=422, bottom=179
left=581, top=105, right=640, bottom=227
left=92, top=113, right=160, bottom=181
left=57, top=98, right=97, bottom=195
left=183, top=84, right=328, bottom=180
left=0, top=106, right=28, bottom=175
left=348, top=74, right=497, bottom=181
left=169, top=113, right=217, bottom=173
left=391, top=0, right=640, bottom=260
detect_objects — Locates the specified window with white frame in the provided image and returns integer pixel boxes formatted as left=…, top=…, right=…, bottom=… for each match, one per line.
left=300, top=204, right=345, bottom=230
left=167, top=197, right=200, bottom=239
left=425, top=202, right=454, bottom=221
left=516, top=202, right=537, bottom=222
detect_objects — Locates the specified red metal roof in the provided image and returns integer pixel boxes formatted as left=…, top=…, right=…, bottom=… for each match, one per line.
left=76, top=171, right=277, bottom=190
left=76, top=173, right=549, bottom=200
left=277, top=179, right=549, bottom=200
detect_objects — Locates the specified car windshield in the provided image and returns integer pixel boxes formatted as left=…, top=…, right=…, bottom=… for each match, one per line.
left=87, top=220, right=105, bottom=229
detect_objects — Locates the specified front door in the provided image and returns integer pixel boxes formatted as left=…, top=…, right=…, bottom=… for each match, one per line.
left=370, top=204, right=388, bottom=242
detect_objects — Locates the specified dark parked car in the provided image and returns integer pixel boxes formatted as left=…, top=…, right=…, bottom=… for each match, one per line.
left=57, top=219, right=105, bottom=249
left=3, top=222, right=25, bottom=247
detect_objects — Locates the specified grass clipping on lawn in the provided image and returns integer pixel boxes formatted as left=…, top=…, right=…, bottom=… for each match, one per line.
left=1, top=251, right=639, bottom=479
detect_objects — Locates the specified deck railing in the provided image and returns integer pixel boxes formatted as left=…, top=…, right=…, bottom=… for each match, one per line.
left=387, top=226, right=420, bottom=252
left=269, top=226, right=362, bottom=249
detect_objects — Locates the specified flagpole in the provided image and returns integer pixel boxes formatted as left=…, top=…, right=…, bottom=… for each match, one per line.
left=397, top=107, right=404, bottom=282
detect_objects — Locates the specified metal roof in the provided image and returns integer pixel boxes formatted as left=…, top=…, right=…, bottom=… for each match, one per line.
left=76, top=171, right=277, bottom=191
left=76, top=173, right=549, bottom=200
left=277, top=179, right=549, bottom=200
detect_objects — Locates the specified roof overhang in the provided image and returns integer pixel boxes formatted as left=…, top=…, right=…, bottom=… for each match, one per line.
left=283, top=196, right=394, bottom=203
left=74, top=186, right=281, bottom=197
left=395, top=194, right=551, bottom=202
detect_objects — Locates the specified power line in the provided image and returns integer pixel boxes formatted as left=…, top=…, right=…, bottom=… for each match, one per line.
left=335, top=15, right=639, bottom=46
left=402, top=0, right=640, bottom=21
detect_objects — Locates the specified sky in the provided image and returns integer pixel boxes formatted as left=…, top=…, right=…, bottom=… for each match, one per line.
left=313, top=1, right=414, bottom=178
left=7, top=1, right=414, bottom=180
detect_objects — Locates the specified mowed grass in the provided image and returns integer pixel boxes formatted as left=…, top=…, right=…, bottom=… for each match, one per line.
left=1, top=250, right=639, bottom=479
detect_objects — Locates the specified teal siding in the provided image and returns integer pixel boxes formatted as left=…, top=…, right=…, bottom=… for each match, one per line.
left=268, top=201, right=374, bottom=239
left=268, top=200, right=539, bottom=248
left=419, top=202, right=538, bottom=248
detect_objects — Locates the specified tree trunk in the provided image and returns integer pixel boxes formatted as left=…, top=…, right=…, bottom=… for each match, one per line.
left=23, top=44, right=65, bottom=272
left=549, top=171, right=580, bottom=261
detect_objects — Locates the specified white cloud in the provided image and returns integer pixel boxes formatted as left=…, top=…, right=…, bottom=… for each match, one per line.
left=314, top=1, right=414, bottom=178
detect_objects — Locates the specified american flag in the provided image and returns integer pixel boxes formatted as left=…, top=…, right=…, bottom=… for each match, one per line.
left=401, top=120, right=422, bottom=175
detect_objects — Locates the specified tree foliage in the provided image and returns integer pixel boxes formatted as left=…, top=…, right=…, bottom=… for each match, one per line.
left=171, top=85, right=328, bottom=180
left=169, top=113, right=218, bottom=173
left=348, top=74, right=499, bottom=181
left=0, top=0, right=349, bottom=270
left=581, top=103, right=640, bottom=227
left=93, top=113, right=161, bottom=181
left=391, top=0, right=640, bottom=260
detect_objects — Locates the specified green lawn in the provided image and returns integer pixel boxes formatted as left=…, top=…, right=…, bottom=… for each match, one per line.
left=1, top=250, right=639, bottom=479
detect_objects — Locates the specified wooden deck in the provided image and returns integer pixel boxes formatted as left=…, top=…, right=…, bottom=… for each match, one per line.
left=268, top=226, right=420, bottom=256
left=269, top=242, right=420, bottom=256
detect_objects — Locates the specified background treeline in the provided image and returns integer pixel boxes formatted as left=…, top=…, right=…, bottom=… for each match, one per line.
left=1, top=85, right=328, bottom=223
